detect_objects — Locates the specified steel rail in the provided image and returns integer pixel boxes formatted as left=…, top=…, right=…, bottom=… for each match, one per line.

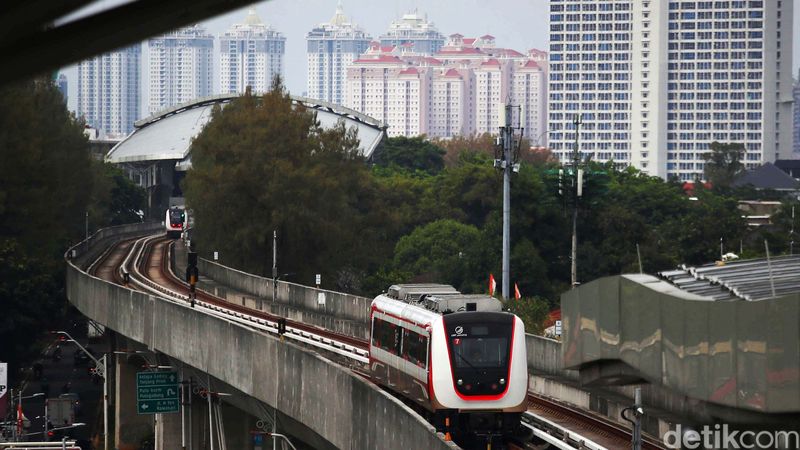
left=91, top=232, right=665, bottom=450
left=122, top=234, right=369, bottom=364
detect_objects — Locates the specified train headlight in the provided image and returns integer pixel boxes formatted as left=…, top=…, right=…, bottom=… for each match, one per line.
left=457, top=379, right=463, bottom=386
left=499, top=378, right=506, bottom=385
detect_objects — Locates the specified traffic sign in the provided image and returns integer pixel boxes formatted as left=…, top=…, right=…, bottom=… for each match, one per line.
left=555, top=320, right=563, bottom=336
left=136, top=371, right=179, bottom=414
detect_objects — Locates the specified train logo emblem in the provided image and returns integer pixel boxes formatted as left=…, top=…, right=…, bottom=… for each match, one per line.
left=453, top=326, right=466, bottom=337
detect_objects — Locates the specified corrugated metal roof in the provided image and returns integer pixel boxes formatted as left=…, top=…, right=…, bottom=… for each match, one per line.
left=659, top=255, right=800, bottom=301
left=106, top=93, right=387, bottom=166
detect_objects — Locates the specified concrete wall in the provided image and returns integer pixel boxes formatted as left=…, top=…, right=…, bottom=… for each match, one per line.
left=562, top=274, right=800, bottom=417
left=70, top=221, right=163, bottom=270
left=198, top=257, right=372, bottom=338
left=66, top=227, right=455, bottom=450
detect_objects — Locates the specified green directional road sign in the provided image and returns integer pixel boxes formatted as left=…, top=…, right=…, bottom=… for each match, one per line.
left=136, top=371, right=179, bottom=414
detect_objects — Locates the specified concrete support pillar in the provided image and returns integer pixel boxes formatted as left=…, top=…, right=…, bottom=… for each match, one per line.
left=115, top=354, right=154, bottom=450
left=155, top=411, right=182, bottom=450
left=219, top=402, right=253, bottom=450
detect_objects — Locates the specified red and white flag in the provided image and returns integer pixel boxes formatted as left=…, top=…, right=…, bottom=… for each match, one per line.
left=489, top=274, right=497, bottom=296
left=514, top=283, right=522, bottom=300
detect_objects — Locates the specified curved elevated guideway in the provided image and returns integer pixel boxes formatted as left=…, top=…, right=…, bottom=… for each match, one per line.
left=66, top=224, right=456, bottom=450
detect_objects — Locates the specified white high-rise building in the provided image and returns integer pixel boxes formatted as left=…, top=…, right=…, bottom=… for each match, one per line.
left=307, top=1, right=372, bottom=105
left=511, top=59, right=547, bottom=145
left=474, top=59, right=509, bottom=135
left=148, top=25, right=213, bottom=115
left=548, top=0, right=794, bottom=180
left=378, top=10, right=445, bottom=55
left=430, top=68, right=472, bottom=138
left=219, top=9, right=285, bottom=95
left=78, top=44, right=141, bottom=137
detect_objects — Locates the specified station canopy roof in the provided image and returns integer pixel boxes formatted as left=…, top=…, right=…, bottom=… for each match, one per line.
left=105, top=94, right=386, bottom=169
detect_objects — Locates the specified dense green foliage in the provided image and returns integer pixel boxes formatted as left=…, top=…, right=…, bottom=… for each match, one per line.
left=703, top=141, right=746, bottom=189
left=372, top=136, right=445, bottom=175
left=185, top=80, right=384, bottom=289
left=184, top=85, right=793, bottom=333
left=0, top=78, right=146, bottom=373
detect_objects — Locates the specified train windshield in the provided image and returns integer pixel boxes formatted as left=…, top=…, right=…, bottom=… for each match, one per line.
left=451, top=336, right=508, bottom=369
left=169, top=210, right=184, bottom=223
left=443, top=312, right=515, bottom=396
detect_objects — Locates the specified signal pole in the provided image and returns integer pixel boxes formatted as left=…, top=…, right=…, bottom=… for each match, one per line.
left=570, top=114, right=583, bottom=288
left=496, top=102, right=524, bottom=300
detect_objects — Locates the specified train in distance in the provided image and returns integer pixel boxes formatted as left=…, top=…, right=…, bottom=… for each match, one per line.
left=369, top=284, right=528, bottom=443
left=165, top=206, right=186, bottom=238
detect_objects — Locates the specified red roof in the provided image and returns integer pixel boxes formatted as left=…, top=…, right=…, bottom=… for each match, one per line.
left=463, top=38, right=476, bottom=45
left=543, top=309, right=561, bottom=328
left=522, top=60, right=540, bottom=69
left=399, top=67, right=419, bottom=75
left=423, top=57, right=443, bottom=65
left=381, top=46, right=395, bottom=52
left=436, top=47, right=484, bottom=55
left=443, top=68, right=461, bottom=78
left=493, top=48, right=524, bottom=57
left=480, top=58, right=501, bottom=66
left=352, top=55, right=404, bottom=64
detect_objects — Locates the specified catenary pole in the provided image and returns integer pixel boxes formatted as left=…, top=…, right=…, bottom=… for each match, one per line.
left=502, top=103, right=513, bottom=300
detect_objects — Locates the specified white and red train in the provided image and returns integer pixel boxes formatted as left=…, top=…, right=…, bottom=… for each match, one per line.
left=165, top=206, right=186, bottom=238
left=369, top=284, right=528, bottom=439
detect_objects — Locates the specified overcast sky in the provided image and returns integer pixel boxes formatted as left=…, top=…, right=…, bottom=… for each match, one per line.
left=63, top=0, right=800, bottom=115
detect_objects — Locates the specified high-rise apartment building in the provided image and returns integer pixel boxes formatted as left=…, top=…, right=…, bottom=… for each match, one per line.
left=793, top=69, right=800, bottom=154
left=378, top=10, right=445, bottom=55
left=512, top=59, right=547, bottom=145
left=56, top=74, right=68, bottom=103
left=307, top=1, right=372, bottom=105
left=345, top=36, right=546, bottom=140
left=548, top=0, right=794, bottom=180
left=148, top=25, right=214, bottom=115
left=78, top=44, right=141, bottom=137
left=430, top=68, right=472, bottom=137
left=220, top=9, right=285, bottom=95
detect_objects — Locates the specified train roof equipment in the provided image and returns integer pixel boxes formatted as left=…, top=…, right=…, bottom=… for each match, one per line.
left=384, top=284, right=503, bottom=314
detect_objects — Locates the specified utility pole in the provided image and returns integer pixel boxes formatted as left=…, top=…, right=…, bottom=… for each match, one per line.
left=570, top=114, right=583, bottom=288
left=272, top=230, right=277, bottom=302
left=495, top=102, right=524, bottom=300
left=790, top=206, right=795, bottom=255
left=621, top=387, right=643, bottom=450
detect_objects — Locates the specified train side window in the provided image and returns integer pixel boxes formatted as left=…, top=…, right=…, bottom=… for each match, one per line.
left=420, top=336, right=429, bottom=369
left=402, top=330, right=428, bottom=368
left=371, top=318, right=380, bottom=348
left=394, top=327, right=403, bottom=355
left=372, top=318, right=393, bottom=352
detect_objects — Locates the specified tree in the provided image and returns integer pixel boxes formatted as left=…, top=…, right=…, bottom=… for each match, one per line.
left=0, top=78, right=93, bottom=258
left=703, top=141, right=745, bottom=189
left=392, top=219, right=485, bottom=291
left=89, top=163, right=147, bottom=227
left=0, top=78, right=95, bottom=369
left=434, top=133, right=497, bottom=167
left=371, top=136, right=445, bottom=175
left=184, top=79, right=385, bottom=286
left=504, top=296, right=550, bottom=335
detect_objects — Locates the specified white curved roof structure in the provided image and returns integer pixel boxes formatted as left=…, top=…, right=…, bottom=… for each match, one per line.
left=105, top=93, right=386, bottom=168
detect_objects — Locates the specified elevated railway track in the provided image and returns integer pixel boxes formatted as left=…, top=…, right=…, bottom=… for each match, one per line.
left=89, top=231, right=662, bottom=450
